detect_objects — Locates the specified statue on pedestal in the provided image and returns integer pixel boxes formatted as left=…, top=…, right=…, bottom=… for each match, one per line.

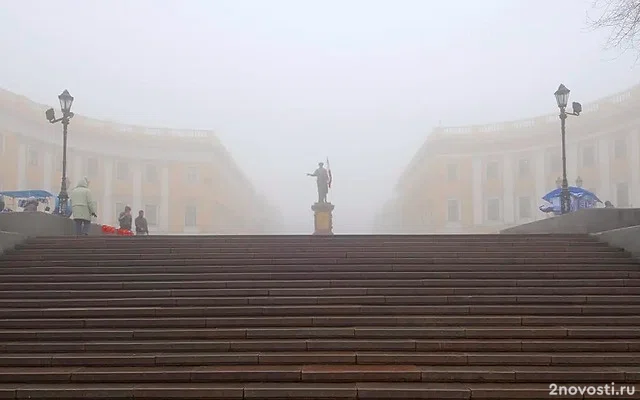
left=307, top=160, right=334, bottom=235
left=306, top=162, right=330, bottom=204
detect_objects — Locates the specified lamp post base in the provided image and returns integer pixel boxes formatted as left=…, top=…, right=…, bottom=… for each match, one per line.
left=311, top=202, right=334, bottom=235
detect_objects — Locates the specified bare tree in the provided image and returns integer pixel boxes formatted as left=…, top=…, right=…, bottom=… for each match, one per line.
left=588, top=0, right=640, bottom=52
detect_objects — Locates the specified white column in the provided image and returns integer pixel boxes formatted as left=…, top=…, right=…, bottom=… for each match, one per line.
left=566, top=144, right=579, bottom=185
left=73, top=154, right=83, bottom=184
left=597, top=137, right=611, bottom=201
left=103, top=158, right=113, bottom=225
left=502, top=155, right=515, bottom=224
left=132, top=163, right=143, bottom=213
left=17, top=143, right=27, bottom=189
left=534, top=149, right=546, bottom=220
left=471, top=156, right=483, bottom=225
left=630, top=130, right=640, bottom=207
left=43, top=150, right=54, bottom=193
left=160, top=166, right=170, bottom=232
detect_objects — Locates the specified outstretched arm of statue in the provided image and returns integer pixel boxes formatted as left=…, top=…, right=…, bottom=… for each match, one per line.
left=307, top=172, right=316, bottom=177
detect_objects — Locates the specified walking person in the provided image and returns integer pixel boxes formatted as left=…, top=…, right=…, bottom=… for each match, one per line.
left=69, top=177, right=97, bottom=236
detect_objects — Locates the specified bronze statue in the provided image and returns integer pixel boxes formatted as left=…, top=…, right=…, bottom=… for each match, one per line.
left=307, top=162, right=330, bottom=203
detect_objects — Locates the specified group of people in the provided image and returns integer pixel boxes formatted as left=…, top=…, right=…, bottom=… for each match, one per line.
left=69, top=177, right=149, bottom=236
left=117, top=205, right=149, bottom=236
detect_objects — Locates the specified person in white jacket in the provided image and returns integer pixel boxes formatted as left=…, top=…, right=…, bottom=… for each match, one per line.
left=69, top=177, right=97, bottom=235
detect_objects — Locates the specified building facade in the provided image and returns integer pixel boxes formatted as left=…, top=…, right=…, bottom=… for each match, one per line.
left=0, top=89, right=279, bottom=234
left=375, top=85, right=640, bottom=233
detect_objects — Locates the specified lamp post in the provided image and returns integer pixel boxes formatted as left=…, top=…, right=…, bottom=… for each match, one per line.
left=45, top=90, right=75, bottom=214
left=553, top=84, right=582, bottom=215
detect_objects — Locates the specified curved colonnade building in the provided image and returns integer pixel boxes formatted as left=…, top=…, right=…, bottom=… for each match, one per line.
left=375, top=84, right=640, bottom=233
left=0, top=89, right=279, bottom=234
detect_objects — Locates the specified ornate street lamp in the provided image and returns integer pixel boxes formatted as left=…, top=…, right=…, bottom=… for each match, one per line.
left=554, top=84, right=582, bottom=214
left=45, top=90, right=75, bottom=215
left=575, top=176, right=583, bottom=188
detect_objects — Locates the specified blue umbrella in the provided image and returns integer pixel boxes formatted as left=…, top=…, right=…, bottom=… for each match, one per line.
left=540, top=186, right=601, bottom=215
left=542, top=186, right=601, bottom=203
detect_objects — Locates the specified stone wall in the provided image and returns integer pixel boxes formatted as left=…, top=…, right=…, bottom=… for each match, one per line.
left=0, top=212, right=103, bottom=253
left=500, top=208, right=640, bottom=234
left=593, top=225, right=640, bottom=260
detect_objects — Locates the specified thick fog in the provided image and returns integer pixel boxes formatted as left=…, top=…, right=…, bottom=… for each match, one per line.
left=1, top=0, right=639, bottom=233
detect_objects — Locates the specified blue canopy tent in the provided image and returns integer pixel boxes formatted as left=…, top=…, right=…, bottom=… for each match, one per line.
left=0, top=190, right=70, bottom=216
left=0, top=190, right=55, bottom=212
left=0, top=190, right=55, bottom=199
left=539, top=186, right=601, bottom=215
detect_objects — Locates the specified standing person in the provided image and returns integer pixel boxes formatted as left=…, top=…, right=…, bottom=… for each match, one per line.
left=119, top=206, right=133, bottom=231
left=135, top=210, right=149, bottom=235
left=69, top=177, right=97, bottom=236
left=23, top=197, right=38, bottom=212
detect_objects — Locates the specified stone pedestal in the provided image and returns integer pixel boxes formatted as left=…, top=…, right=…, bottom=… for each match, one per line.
left=311, top=202, right=334, bottom=235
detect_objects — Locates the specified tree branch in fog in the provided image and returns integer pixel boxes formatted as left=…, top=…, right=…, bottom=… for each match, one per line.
left=589, top=0, right=640, bottom=52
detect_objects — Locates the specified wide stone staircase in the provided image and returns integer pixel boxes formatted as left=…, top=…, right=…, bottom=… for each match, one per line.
left=0, top=234, right=638, bottom=399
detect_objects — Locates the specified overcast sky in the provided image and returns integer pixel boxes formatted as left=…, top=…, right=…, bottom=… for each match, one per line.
left=1, top=0, right=639, bottom=233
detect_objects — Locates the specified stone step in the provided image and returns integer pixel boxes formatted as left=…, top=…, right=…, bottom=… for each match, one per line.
left=0, top=381, right=628, bottom=399
left=2, top=286, right=639, bottom=300
left=0, top=365, right=638, bottom=384
left=7, top=303, right=640, bottom=319
left=3, top=315, right=640, bottom=329
left=3, top=256, right=636, bottom=268
left=2, top=278, right=638, bottom=291
left=3, top=262, right=639, bottom=275
left=20, top=233, right=598, bottom=243
left=2, top=326, right=640, bottom=341
left=19, top=244, right=607, bottom=254
left=1, top=351, right=639, bottom=368
left=2, top=304, right=640, bottom=319
left=4, top=264, right=639, bottom=275
left=2, top=338, right=640, bottom=353
left=4, top=294, right=640, bottom=308
left=2, top=270, right=638, bottom=283
left=11, top=242, right=616, bottom=254
left=3, top=250, right=630, bottom=262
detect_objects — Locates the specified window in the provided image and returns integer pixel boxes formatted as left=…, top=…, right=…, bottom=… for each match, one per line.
left=187, top=167, right=199, bottom=184
left=486, top=198, right=501, bottom=221
left=548, top=151, right=561, bottom=172
left=518, top=159, right=530, bottom=177
left=581, top=146, right=595, bottom=167
left=145, top=164, right=158, bottom=183
left=144, top=204, right=158, bottom=226
left=614, top=138, right=626, bottom=159
left=518, top=196, right=532, bottom=219
left=447, top=199, right=460, bottom=222
left=447, top=164, right=458, bottom=182
left=28, top=148, right=39, bottom=166
left=185, top=205, right=197, bottom=227
left=486, top=161, right=499, bottom=180
left=115, top=202, right=127, bottom=220
left=86, top=157, right=99, bottom=177
left=116, top=161, right=129, bottom=180
left=616, top=182, right=630, bottom=207
left=422, top=200, right=433, bottom=226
